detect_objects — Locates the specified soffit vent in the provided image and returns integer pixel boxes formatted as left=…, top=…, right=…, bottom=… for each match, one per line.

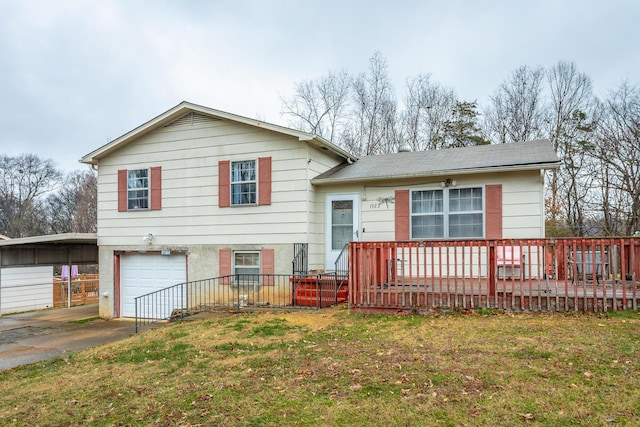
left=164, top=112, right=220, bottom=127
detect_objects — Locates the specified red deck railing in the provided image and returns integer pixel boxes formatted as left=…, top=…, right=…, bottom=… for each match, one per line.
left=348, top=238, right=640, bottom=313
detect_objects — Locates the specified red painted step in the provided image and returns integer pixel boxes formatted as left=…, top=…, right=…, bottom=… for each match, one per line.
left=293, top=296, right=337, bottom=307
left=291, top=276, right=348, bottom=307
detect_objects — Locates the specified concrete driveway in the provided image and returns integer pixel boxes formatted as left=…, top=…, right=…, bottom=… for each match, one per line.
left=0, top=304, right=144, bottom=371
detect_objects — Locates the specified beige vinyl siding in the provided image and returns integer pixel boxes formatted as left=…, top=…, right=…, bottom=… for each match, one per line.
left=97, top=116, right=342, bottom=247
left=501, top=170, right=545, bottom=238
left=304, top=148, right=347, bottom=271
left=309, top=184, right=360, bottom=270
left=313, top=169, right=546, bottom=253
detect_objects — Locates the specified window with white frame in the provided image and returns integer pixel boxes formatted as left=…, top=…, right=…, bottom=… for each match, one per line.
left=127, top=169, right=149, bottom=209
left=233, top=251, right=260, bottom=277
left=231, top=160, right=256, bottom=205
left=411, top=187, right=483, bottom=239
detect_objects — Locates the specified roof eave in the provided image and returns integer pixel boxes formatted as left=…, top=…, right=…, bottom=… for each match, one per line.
left=0, top=233, right=97, bottom=247
left=81, top=101, right=357, bottom=164
left=81, top=102, right=192, bottom=165
left=311, top=161, right=561, bottom=185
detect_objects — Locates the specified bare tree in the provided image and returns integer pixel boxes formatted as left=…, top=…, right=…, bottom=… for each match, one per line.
left=47, top=169, right=97, bottom=234
left=545, top=61, right=596, bottom=236
left=73, top=170, right=97, bottom=233
left=280, top=70, right=351, bottom=143
left=484, top=65, right=547, bottom=144
left=592, top=82, right=640, bottom=236
left=402, top=74, right=456, bottom=150
left=343, top=52, right=400, bottom=155
left=0, top=154, right=62, bottom=237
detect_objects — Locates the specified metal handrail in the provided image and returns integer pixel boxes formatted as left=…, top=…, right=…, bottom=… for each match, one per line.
left=134, top=271, right=349, bottom=333
left=335, top=243, right=349, bottom=275
left=292, top=243, right=308, bottom=275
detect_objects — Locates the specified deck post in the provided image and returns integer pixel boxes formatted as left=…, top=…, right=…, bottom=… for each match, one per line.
left=488, top=244, right=496, bottom=297
left=632, top=239, right=640, bottom=280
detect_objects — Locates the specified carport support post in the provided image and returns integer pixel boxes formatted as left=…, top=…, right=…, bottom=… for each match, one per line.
left=67, top=262, right=72, bottom=308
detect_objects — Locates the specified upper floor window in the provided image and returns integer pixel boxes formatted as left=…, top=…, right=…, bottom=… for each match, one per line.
left=218, top=158, right=270, bottom=208
left=231, top=160, right=256, bottom=205
left=127, top=169, right=149, bottom=210
left=411, top=187, right=483, bottom=239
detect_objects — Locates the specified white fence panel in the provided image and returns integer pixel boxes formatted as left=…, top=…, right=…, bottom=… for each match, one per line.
left=0, top=266, right=53, bottom=314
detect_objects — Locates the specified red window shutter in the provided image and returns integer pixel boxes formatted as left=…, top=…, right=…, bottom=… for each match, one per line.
left=219, top=248, right=232, bottom=285
left=150, top=166, right=162, bottom=210
left=118, top=169, right=128, bottom=212
left=261, top=248, right=275, bottom=285
left=219, top=160, right=230, bottom=208
left=395, top=189, right=410, bottom=240
left=258, top=157, right=272, bottom=206
left=485, top=184, right=503, bottom=239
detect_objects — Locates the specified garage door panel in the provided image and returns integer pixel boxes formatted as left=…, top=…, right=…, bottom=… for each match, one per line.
left=121, top=254, right=186, bottom=318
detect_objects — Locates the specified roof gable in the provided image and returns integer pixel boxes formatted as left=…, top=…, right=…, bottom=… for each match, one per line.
left=312, top=140, right=560, bottom=184
left=81, top=101, right=356, bottom=165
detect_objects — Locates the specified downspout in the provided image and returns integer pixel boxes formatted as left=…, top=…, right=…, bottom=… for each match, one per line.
left=540, top=169, right=546, bottom=237
left=0, top=251, right=3, bottom=315
left=67, top=248, right=72, bottom=308
left=306, top=148, right=311, bottom=248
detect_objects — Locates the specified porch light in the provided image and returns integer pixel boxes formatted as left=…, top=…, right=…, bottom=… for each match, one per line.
left=441, top=178, right=457, bottom=187
left=143, top=233, right=154, bottom=244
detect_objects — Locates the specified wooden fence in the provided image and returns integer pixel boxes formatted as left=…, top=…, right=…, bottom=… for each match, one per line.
left=349, top=238, right=640, bottom=313
left=53, top=274, right=100, bottom=307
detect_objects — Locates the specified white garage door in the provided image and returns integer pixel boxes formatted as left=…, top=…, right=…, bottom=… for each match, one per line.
left=120, top=253, right=186, bottom=318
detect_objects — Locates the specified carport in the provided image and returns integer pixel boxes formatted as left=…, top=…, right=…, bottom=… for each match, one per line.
left=0, top=233, right=98, bottom=315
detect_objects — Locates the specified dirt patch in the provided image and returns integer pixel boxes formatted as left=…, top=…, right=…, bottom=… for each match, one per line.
left=268, top=306, right=343, bottom=331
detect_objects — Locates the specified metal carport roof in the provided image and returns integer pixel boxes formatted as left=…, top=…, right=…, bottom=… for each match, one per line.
left=0, top=233, right=98, bottom=267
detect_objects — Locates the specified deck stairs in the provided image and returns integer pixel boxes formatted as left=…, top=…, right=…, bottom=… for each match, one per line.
left=292, top=273, right=349, bottom=307
left=291, top=242, right=350, bottom=307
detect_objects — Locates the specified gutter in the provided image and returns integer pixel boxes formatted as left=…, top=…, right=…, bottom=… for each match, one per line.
left=311, top=161, right=561, bottom=185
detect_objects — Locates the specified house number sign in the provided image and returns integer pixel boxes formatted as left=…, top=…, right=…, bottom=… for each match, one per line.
left=369, top=195, right=395, bottom=209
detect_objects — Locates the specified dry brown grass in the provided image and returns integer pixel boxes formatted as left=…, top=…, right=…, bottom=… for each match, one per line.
left=1, top=307, right=639, bottom=426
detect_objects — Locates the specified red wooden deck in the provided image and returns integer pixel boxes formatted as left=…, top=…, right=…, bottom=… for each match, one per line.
left=349, top=238, right=640, bottom=313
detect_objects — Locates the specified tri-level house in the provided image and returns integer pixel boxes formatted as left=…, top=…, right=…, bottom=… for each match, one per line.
left=81, top=101, right=560, bottom=319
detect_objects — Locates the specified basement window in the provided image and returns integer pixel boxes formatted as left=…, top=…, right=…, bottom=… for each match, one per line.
left=234, top=251, right=260, bottom=277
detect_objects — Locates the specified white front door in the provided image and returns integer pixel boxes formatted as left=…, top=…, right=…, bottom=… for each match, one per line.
left=325, top=193, right=359, bottom=270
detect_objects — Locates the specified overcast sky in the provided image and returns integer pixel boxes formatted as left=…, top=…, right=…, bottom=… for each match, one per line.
left=1, top=0, right=638, bottom=173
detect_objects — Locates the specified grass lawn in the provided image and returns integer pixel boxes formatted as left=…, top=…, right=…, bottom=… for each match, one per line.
left=1, top=307, right=639, bottom=426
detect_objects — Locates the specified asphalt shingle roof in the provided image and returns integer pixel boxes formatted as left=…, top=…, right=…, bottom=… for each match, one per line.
left=311, top=139, right=560, bottom=184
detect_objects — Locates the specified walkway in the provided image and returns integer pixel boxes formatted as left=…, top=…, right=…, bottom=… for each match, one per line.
left=0, top=304, right=147, bottom=371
